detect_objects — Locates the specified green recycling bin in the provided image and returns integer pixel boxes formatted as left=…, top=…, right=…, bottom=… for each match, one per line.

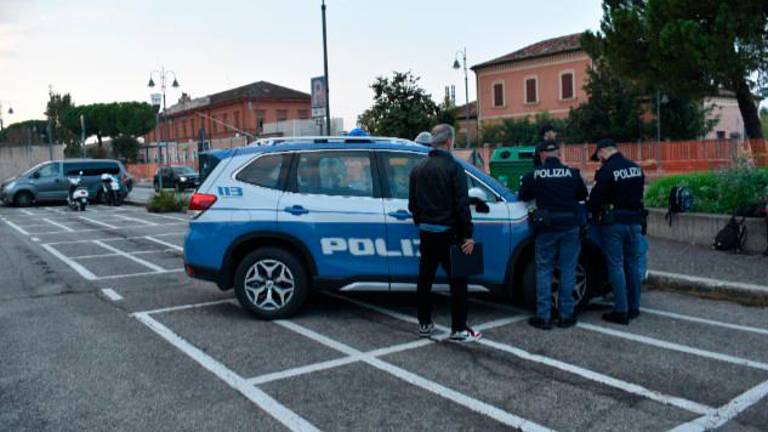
left=489, top=146, right=536, bottom=192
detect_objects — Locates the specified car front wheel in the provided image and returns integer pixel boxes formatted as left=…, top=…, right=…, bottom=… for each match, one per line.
left=520, top=253, right=598, bottom=313
left=234, top=248, right=308, bottom=319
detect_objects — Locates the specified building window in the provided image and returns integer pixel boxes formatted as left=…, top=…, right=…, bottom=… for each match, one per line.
left=234, top=111, right=241, bottom=129
left=560, top=71, right=575, bottom=100
left=525, top=76, right=538, bottom=104
left=190, top=118, right=196, bottom=137
left=182, top=120, right=187, bottom=138
left=277, top=109, right=288, bottom=122
left=492, top=81, right=505, bottom=107
left=212, top=115, right=218, bottom=133
left=255, top=110, right=266, bottom=130
left=298, top=109, right=309, bottom=120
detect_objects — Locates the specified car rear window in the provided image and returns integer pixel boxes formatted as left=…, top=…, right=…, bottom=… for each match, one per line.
left=65, top=161, right=120, bottom=176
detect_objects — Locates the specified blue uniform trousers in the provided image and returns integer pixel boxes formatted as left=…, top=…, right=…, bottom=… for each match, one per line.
left=602, top=224, right=643, bottom=313
left=534, top=227, right=580, bottom=320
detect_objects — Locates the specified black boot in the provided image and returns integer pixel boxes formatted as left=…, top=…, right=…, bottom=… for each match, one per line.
left=602, top=311, right=629, bottom=325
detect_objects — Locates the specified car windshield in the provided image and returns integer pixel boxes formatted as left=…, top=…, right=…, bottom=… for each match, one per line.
left=171, top=166, right=196, bottom=174
left=22, top=162, right=49, bottom=176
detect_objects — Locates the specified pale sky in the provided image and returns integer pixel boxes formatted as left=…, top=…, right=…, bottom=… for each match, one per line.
left=0, top=0, right=604, bottom=131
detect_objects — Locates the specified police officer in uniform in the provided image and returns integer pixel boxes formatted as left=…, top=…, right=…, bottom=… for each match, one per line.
left=518, top=140, right=588, bottom=329
left=587, top=139, right=645, bottom=325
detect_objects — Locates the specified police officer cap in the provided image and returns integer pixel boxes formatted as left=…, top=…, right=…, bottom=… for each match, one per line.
left=590, top=138, right=616, bottom=161
left=535, top=140, right=559, bottom=153
left=539, top=123, right=555, bottom=136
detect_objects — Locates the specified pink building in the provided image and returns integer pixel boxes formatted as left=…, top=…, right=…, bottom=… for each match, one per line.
left=472, top=33, right=590, bottom=125
left=472, top=33, right=747, bottom=139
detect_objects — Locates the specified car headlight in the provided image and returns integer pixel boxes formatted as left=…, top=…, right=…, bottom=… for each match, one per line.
left=180, top=176, right=187, bottom=182
left=5, top=181, right=16, bottom=191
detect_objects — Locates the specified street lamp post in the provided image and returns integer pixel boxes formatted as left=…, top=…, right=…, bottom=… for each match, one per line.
left=453, top=48, right=471, bottom=147
left=321, top=0, right=331, bottom=136
left=147, top=67, right=180, bottom=191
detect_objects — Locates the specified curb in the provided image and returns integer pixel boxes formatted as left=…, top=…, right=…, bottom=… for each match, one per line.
left=645, top=270, right=768, bottom=307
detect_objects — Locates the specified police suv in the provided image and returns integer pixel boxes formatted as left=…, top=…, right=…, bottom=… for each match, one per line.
left=183, top=137, right=607, bottom=319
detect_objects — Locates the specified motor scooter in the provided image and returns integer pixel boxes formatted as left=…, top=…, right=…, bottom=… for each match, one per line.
left=100, top=173, right=122, bottom=206
left=67, top=172, right=89, bottom=211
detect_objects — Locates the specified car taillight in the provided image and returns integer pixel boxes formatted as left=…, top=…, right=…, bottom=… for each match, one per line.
left=189, top=192, right=217, bottom=217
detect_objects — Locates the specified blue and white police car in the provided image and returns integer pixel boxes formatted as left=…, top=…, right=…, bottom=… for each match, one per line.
left=184, top=136, right=608, bottom=319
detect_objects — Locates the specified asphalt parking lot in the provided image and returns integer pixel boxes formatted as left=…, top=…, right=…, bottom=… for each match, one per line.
left=2, top=204, right=768, bottom=431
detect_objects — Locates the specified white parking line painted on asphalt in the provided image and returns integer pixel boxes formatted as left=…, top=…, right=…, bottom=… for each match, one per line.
left=148, top=213, right=189, bottom=222
left=669, top=378, right=768, bottom=432
left=131, top=299, right=236, bottom=316
left=40, top=244, right=97, bottom=280
left=4, top=219, right=30, bottom=235
left=31, top=237, right=40, bottom=242
left=20, top=209, right=35, bottom=216
left=333, top=294, right=713, bottom=416
left=637, top=307, right=768, bottom=337
left=276, top=319, right=554, bottom=432
left=101, top=288, right=123, bottom=301
left=45, top=231, right=187, bottom=245
left=144, top=236, right=184, bottom=251
left=115, top=214, right=158, bottom=226
left=78, top=216, right=119, bottom=229
left=92, top=240, right=166, bottom=272
left=42, top=218, right=75, bottom=232
left=96, top=268, right=184, bottom=280
left=247, top=356, right=363, bottom=386
left=578, top=323, right=768, bottom=372
left=134, top=313, right=320, bottom=432
left=69, top=249, right=178, bottom=260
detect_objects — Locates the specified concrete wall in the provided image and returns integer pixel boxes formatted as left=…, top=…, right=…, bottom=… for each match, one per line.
left=0, top=143, right=64, bottom=180
left=648, top=208, right=766, bottom=254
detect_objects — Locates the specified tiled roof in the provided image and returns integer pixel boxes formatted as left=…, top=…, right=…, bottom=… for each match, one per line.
left=472, top=33, right=584, bottom=70
left=454, top=101, right=477, bottom=119
left=209, top=81, right=310, bottom=105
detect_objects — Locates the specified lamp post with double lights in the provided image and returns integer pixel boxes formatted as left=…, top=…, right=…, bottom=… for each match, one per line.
left=147, top=67, right=179, bottom=191
left=453, top=48, right=471, bottom=147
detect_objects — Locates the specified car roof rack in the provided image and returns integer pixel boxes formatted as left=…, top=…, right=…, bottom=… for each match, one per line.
left=246, top=136, right=415, bottom=147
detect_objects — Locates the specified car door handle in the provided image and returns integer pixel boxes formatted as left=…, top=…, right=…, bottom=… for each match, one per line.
left=387, top=210, right=412, bottom=220
left=284, top=205, right=309, bottom=216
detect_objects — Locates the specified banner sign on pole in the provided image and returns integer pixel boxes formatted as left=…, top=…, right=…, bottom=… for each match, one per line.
left=311, top=76, right=327, bottom=118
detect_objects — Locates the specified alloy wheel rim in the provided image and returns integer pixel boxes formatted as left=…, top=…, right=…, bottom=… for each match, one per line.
left=551, top=263, right=587, bottom=306
left=243, top=259, right=295, bottom=311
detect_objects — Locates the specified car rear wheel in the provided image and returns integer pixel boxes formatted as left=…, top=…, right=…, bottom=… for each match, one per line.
left=234, top=248, right=308, bottom=319
left=520, top=253, right=597, bottom=314
left=13, top=191, right=34, bottom=207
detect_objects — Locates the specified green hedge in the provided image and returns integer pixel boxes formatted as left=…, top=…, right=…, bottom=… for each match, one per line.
left=147, top=191, right=189, bottom=213
left=645, top=164, right=768, bottom=214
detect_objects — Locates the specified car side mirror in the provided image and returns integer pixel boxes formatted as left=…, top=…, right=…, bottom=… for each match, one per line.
left=32, top=172, right=40, bottom=179
left=468, top=187, right=490, bottom=214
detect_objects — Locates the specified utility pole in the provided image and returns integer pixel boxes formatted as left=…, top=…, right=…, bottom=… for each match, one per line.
left=321, top=0, right=331, bottom=136
left=47, top=120, right=54, bottom=160
left=453, top=48, right=471, bottom=147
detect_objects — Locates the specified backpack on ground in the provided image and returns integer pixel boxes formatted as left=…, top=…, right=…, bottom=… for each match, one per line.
left=713, top=215, right=747, bottom=252
left=665, top=186, right=694, bottom=226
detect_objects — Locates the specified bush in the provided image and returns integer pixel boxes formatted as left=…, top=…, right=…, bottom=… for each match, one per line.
left=645, top=163, right=768, bottom=214
left=147, top=190, right=188, bottom=213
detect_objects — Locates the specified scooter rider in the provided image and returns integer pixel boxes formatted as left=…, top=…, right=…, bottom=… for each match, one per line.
left=518, top=140, right=588, bottom=330
left=587, top=138, right=645, bottom=325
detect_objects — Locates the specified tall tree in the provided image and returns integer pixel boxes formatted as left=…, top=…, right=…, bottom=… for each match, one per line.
left=358, top=71, right=439, bottom=139
left=45, top=92, right=77, bottom=146
left=596, top=0, right=768, bottom=139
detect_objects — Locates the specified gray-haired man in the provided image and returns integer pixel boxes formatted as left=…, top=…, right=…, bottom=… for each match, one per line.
left=408, top=124, right=481, bottom=342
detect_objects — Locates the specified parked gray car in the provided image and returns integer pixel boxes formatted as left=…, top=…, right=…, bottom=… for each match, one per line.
left=1, top=159, right=133, bottom=206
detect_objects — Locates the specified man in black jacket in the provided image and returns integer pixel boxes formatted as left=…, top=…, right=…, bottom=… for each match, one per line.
left=587, top=139, right=645, bottom=325
left=518, top=140, right=588, bottom=329
left=408, top=124, right=481, bottom=342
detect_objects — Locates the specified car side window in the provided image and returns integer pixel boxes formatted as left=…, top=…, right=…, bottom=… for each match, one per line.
left=236, top=154, right=285, bottom=189
left=36, top=163, right=60, bottom=178
left=380, top=152, right=425, bottom=199
left=467, top=174, right=500, bottom=202
left=296, top=151, right=373, bottom=197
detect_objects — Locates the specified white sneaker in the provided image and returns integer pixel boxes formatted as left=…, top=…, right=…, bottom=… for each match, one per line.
left=449, top=328, right=482, bottom=342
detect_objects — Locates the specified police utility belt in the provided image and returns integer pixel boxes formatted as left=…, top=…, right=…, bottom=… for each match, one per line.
left=528, top=209, right=578, bottom=231
left=598, top=206, right=646, bottom=225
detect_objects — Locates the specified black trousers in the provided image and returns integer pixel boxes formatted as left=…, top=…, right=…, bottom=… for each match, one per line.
left=416, top=230, right=469, bottom=332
